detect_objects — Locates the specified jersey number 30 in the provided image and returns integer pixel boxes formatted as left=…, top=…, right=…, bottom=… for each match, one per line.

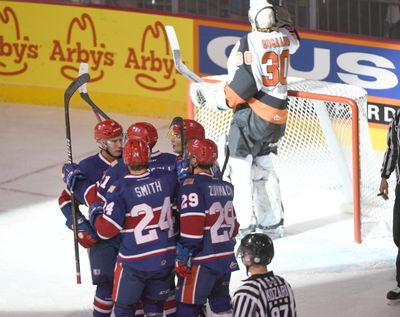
left=262, top=49, right=289, bottom=87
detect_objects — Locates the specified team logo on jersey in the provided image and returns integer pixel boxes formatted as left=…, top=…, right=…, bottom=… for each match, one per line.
left=107, top=185, right=116, bottom=193
left=160, top=259, right=167, bottom=266
left=93, top=268, right=101, bottom=276
left=183, top=178, right=194, bottom=186
left=49, top=13, right=114, bottom=81
left=229, top=261, right=238, bottom=270
left=125, top=21, right=177, bottom=91
left=0, top=6, right=39, bottom=76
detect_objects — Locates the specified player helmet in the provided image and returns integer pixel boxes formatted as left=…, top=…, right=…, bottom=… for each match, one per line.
left=171, top=119, right=205, bottom=142
left=187, top=138, right=218, bottom=166
left=248, top=0, right=276, bottom=32
left=237, top=233, right=274, bottom=265
left=123, top=139, right=150, bottom=166
left=127, top=122, right=158, bottom=150
left=94, top=119, right=123, bottom=141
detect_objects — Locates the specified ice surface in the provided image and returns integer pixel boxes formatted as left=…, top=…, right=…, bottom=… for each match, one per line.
left=0, top=103, right=398, bottom=316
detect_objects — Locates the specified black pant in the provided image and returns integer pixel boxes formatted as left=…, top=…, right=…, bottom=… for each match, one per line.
left=393, top=185, right=400, bottom=286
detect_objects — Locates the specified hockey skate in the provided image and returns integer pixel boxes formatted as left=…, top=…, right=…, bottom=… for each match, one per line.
left=256, top=219, right=284, bottom=239
left=238, top=224, right=257, bottom=239
left=387, top=286, right=400, bottom=305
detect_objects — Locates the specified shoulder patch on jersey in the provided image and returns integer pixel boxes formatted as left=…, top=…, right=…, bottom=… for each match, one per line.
left=107, top=185, right=116, bottom=193
left=183, top=178, right=194, bottom=186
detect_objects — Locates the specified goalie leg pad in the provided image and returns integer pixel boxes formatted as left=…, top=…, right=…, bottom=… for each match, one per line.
left=228, top=155, right=254, bottom=229
left=252, top=155, right=284, bottom=227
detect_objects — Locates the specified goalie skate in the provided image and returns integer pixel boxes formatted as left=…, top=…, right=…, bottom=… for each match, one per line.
left=256, top=219, right=284, bottom=239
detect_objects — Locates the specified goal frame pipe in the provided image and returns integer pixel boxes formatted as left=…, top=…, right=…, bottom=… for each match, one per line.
left=187, top=89, right=361, bottom=244
left=288, top=90, right=361, bottom=244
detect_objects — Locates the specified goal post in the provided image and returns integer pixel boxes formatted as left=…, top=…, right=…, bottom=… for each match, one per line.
left=188, top=77, right=392, bottom=243
left=287, top=90, right=361, bottom=243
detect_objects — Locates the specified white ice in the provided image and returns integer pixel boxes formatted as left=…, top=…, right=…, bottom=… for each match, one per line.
left=0, top=103, right=399, bottom=316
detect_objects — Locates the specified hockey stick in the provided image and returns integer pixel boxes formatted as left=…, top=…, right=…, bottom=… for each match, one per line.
left=64, top=72, right=90, bottom=284
left=170, top=116, right=187, bottom=159
left=78, top=63, right=110, bottom=121
left=220, top=144, right=230, bottom=180
left=165, top=25, right=231, bottom=178
left=165, top=25, right=203, bottom=84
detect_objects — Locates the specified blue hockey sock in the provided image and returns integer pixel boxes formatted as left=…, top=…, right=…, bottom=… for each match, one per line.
left=93, top=282, right=113, bottom=317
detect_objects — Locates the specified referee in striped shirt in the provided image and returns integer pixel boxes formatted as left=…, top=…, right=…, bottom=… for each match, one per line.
left=380, top=108, right=400, bottom=301
left=232, top=233, right=296, bottom=317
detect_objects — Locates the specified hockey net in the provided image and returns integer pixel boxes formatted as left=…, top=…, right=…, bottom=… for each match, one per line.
left=188, top=76, right=392, bottom=243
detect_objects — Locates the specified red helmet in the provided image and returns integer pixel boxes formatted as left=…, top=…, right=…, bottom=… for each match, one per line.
left=187, top=138, right=218, bottom=166
left=123, top=139, right=150, bottom=166
left=127, top=122, right=158, bottom=150
left=94, top=119, right=123, bottom=141
left=172, top=119, right=205, bottom=142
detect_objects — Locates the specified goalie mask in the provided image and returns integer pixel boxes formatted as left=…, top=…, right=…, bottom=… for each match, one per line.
left=248, top=0, right=277, bottom=32
left=237, top=233, right=274, bottom=266
left=123, top=139, right=150, bottom=166
left=127, top=122, right=158, bottom=150
left=187, top=138, right=218, bottom=166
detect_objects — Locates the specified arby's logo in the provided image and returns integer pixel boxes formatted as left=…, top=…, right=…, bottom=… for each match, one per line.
left=125, top=21, right=177, bottom=91
left=0, top=6, right=39, bottom=76
left=49, top=13, right=114, bottom=81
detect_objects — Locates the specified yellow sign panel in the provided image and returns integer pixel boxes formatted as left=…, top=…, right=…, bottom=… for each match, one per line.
left=0, top=1, right=193, bottom=117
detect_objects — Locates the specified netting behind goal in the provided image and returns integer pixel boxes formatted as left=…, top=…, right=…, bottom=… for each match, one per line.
left=190, top=77, right=392, bottom=243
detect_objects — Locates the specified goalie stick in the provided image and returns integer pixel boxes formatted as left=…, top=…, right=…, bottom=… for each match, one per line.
left=64, top=72, right=90, bottom=284
left=165, top=25, right=230, bottom=179
left=165, top=25, right=203, bottom=84
left=78, top=63, right=110, bottom=121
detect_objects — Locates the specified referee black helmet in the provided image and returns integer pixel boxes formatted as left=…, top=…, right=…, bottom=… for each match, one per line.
left=238, top=233, right=274, bottom=265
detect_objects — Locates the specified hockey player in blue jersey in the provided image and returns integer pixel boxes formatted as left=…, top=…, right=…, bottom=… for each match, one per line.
left=175, top=138, right=240, bottom=317
left=90, top=139, right=178, bottom=317
left=59, top=118, right=123, bottom=317
left=64, top=120, right=177, bottom=317
left=97, top=121, right=176, bottom=201
left=168, top=118, right=222, bottom=180
left=127, top=122, right=177, bottom=173
left=168, top=119, right=205, bottom=158
left=96, top=121, right=178, bottom=317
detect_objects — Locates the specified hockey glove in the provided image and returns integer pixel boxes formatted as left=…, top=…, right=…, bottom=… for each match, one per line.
left=191, top=82, right=229, bottom=111
left=76, top=218, right=98, bottom=248
left=62, top=163, right=86, bottom=191
left=175, top=242, right=194, bottom=278
left=176, top=159, right=190, bottom=182
left=275, top=5, right=293, bottom=28
left=66, top=214, right=98, bottom=249
left=89, top=202, right=105, bottom=227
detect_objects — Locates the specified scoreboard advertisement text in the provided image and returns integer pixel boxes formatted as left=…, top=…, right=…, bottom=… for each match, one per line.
left=0, top=1, right=193, bottom=117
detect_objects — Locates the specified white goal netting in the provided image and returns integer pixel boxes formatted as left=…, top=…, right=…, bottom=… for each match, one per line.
left=192, top=77, right=393, bottom=242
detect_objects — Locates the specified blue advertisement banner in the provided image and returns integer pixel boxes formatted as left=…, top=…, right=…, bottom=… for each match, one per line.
left=198, top=24, right=400, bottom=107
